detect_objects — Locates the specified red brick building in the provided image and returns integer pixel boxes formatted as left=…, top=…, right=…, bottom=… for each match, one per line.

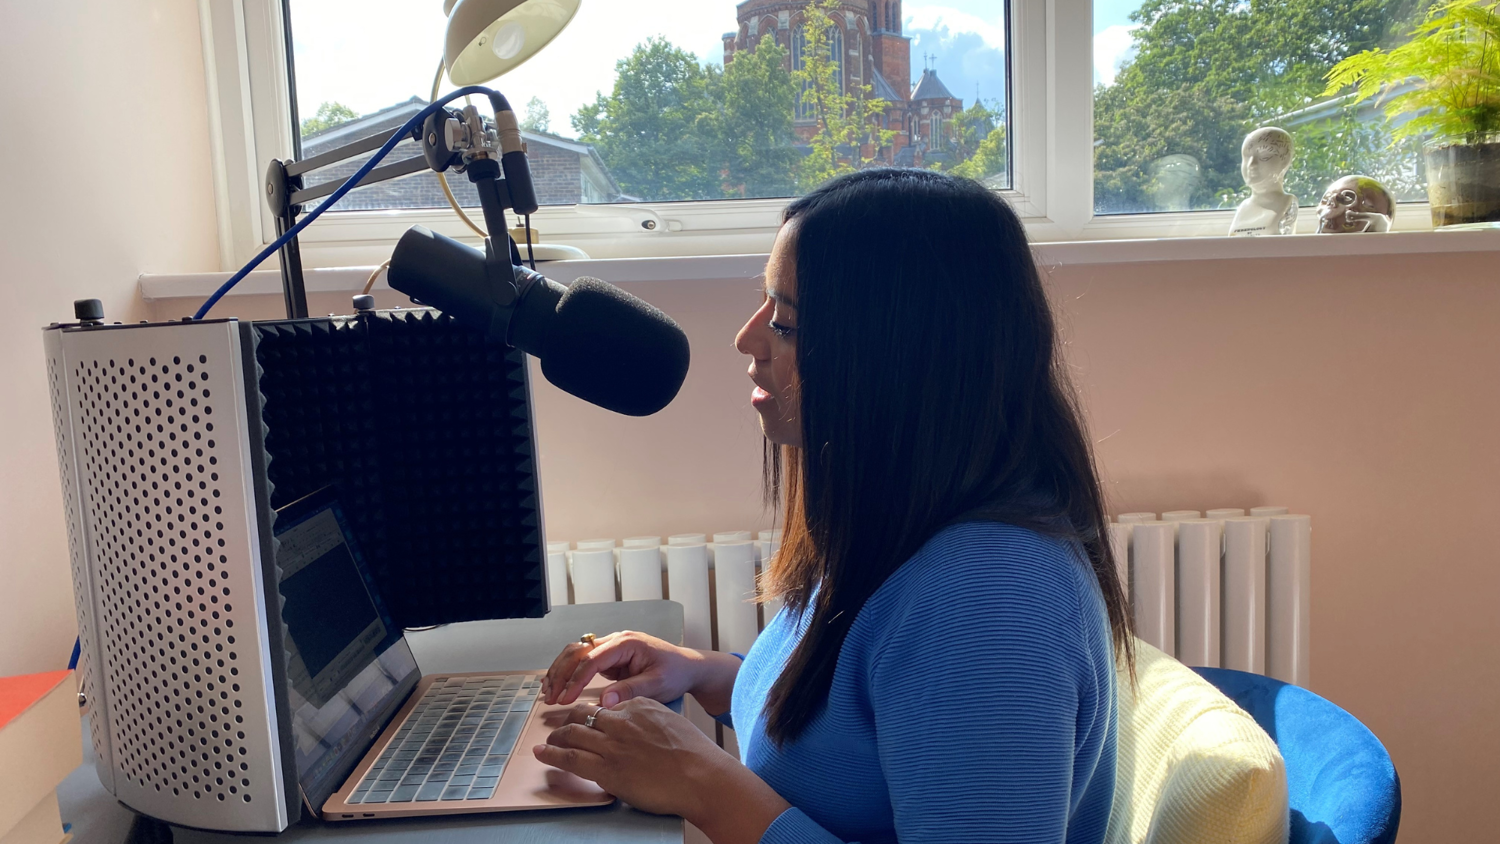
left=721, top=0, right=964, bottom=166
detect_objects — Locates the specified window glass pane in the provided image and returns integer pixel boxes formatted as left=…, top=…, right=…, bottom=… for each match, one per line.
left=1092, top=0, right=1430, bottom=216
left=288, top=0, right=1011, bottom=211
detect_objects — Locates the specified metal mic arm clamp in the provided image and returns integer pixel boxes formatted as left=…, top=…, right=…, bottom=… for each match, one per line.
left=421, top=104, right=525, bottom=264
left=264, top=97, right=538, bottom=319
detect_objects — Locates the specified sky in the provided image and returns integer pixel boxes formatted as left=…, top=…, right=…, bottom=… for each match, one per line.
left=290, top=0, right=1143, bottom=138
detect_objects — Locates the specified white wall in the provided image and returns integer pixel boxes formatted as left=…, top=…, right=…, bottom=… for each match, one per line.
left=0, top=1, right=220, bottom=676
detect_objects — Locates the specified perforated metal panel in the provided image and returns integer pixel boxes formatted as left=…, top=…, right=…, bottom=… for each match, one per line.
left=52, top=321, right=291, bottom=832
left=43, top=329, right=114, bottom=793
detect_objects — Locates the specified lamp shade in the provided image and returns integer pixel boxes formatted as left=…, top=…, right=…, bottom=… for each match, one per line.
left=444, top=0, right=582, bottom=85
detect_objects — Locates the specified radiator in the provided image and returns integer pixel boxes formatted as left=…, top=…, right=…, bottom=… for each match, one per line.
left=1109, top=508, right=1310, bottom=686
left=547, top=509, right=1311, bottom=717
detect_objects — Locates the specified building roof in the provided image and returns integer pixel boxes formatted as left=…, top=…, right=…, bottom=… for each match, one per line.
left=296, top=96, right=623, bottom=207
left=911, top=68, right=957, bottom=102
left=302, top=96, right=426, bottom=156
left=871, top=69, right=905, bottom=102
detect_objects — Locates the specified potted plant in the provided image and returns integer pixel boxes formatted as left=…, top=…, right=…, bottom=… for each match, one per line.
left=1325, top=0, right=1500, bottom=229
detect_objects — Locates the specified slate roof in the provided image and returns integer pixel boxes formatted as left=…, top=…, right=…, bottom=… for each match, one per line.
left=871, top=68, right=905, bottom=102
left=911, top=68, right=957, bottom=102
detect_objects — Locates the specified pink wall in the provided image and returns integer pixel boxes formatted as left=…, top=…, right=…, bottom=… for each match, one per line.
left=158, top=246, right=1499, bottom=841
left=0, top=0, right=220, bottom=679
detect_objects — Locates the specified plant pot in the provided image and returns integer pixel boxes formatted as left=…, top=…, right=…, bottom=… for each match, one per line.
left=1424, top=135, right=1500, bottom=229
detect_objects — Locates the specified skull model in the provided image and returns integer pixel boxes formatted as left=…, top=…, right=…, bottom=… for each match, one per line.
left=1316, top=175, right=1394, bottom=233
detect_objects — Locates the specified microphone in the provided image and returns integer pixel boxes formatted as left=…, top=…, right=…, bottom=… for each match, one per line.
left=387, top=226, right=690, bottom=417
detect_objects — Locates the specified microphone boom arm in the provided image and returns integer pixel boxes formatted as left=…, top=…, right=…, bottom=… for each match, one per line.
left=264, top=97, right=537, bottom=320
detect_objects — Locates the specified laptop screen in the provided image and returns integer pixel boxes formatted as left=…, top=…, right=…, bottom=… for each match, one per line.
left=274, top=488, right=420, bottom=810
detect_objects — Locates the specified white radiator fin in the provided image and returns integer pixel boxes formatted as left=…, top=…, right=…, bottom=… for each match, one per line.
left=1119, top=509, right=1310, bottom=685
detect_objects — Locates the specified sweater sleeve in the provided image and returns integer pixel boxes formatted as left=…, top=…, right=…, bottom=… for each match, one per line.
left=761, top=537, right=1099, bottom=844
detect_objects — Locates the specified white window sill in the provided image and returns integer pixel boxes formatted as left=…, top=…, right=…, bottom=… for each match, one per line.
left=139, top=228, right=1500, bottom=304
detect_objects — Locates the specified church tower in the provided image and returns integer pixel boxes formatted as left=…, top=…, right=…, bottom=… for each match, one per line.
left=722, top=1, right=960, bottom=167
left=870, top=1, right=909, bottom=106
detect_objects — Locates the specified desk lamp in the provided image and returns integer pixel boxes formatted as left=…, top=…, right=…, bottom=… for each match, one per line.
left=445, top=0, right=582, bottom=85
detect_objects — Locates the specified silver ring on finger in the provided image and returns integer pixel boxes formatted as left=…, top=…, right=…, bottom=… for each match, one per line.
left=584, top=705, right=606, bottom=729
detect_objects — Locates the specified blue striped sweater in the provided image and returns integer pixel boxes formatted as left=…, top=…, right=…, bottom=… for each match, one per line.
left=726, top=522, right=1118, bottom=844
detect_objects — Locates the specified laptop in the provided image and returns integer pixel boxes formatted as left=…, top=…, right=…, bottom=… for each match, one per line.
left=271, top=487, right=613, bottom=821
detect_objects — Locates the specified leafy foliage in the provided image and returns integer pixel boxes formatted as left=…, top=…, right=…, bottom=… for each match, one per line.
left=944, top=101, right=1008, bottom=182
left=708, top=36, right=801, bottom=198
left=301, top=101, right=358, bottom=136
left=949, top=125, right=1009, bottom=183
left=793, top=0, right=897, bottom=189
left=1324, top=0, right=1500, bottom=140
left=567, top=0, right=1006, bottom=202
left=520, top=96, right=551, bottom=134
left=571, top=35, right=800, bottom=201
left=1093, top=0, right=1419, bottom=212
left=572, top=38, right=723, bottom=200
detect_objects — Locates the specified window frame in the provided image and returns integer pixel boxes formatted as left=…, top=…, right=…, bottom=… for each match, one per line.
left=199, top=0, right=1434, bottom=272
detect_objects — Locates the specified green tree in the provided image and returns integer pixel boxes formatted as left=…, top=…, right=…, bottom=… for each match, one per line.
left=708, top=35, right=800, bottom=198
left=520, top=96, right=551, bottom=134
left=950, top=125, right=1009, bottom=183
left=1093, top=0, right=1413, bottom=212
left=941, top=100, right=1007, bottom=181
left=572, top=38, right=721, bottom=200
left=301, top=101, right=358, bottom=136
left=793, top=0, right=896, bottom=189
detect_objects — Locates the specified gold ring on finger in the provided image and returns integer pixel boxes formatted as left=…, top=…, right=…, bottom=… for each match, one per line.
left=579, top=633, right=597, bottom=647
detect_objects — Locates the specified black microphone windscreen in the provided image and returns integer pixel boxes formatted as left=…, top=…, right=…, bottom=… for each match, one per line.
left=540, top=278, right=690, bottom=416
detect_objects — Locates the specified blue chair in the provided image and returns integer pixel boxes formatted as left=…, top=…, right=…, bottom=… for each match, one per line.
left=1193, top=668, right=1401, bottom=844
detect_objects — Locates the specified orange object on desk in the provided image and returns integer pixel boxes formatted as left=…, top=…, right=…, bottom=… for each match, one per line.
left=0, top=669, right=79, bottom=844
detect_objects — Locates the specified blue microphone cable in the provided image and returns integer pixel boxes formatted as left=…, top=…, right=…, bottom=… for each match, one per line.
left=194, top=85, right=502, bottom=320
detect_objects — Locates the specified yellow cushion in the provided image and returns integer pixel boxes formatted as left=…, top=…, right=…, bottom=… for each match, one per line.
left=1106, top=639, right=1289, bottom=844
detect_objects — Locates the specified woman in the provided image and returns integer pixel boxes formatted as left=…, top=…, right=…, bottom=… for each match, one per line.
left=531, top=168, right=1132, bottom=844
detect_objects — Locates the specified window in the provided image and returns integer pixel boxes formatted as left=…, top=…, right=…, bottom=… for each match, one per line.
left=1092, top=0, right=1429, bottom=216
left=202, top=0, right=1446, bottom=267
left=284, top=0, right=1011, bottom=209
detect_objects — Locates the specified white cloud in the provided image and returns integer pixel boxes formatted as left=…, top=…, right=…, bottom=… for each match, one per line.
left=1093, top=23, right=1138, bottom=87
left=904, top=5, right=1006, bottom=50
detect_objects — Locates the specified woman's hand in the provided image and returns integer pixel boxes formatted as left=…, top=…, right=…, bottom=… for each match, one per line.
left=541, top=630, right=741, bottom=714
left=534, top=699, right=790, bottom=843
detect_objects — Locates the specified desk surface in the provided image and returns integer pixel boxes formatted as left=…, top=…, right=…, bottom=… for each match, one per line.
left=58, top=602, right=687, bottom=844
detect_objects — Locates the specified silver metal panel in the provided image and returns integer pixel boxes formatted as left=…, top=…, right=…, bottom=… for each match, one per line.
left=44, top=327, right=116, bottom=794
left=521, top=357, right=552, bottom=614
left=57, top=321, right=289, bottom=832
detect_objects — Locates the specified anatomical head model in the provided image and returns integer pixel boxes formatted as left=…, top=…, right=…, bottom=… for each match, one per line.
left=1229, top=127, right=1298, bottom=236
left=1316, top=175, right=1394, bottom=234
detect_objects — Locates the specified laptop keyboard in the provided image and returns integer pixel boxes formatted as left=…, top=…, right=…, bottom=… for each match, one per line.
left=348, top=674, right=542, bottom=804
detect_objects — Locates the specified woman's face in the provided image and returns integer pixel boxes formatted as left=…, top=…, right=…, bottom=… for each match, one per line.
left=735, top=223, right=802, bottom=447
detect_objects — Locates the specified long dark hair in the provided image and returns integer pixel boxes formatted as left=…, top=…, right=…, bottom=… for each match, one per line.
left=761, top=168, right=1132, bottom=744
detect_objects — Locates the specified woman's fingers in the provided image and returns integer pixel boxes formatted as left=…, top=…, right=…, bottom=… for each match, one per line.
left=557, top=638, right=641, bottom=705
left=599, top=676, right=650, bottom=708
left=531, top=742, right=606, bottom=782
left=547, top=720, right=611, bottom=753
left=563, top=701, right=625, bottom=730
left=542, top=632, right=623, bottom=704
left=542, top=642, right=590, bottom=704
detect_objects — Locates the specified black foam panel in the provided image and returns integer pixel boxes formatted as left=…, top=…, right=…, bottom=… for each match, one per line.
left=248, top=310, right=545, bottom=628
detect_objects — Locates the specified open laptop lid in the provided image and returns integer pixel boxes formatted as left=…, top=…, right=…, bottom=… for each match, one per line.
left=273, top=487, right=421, bottom=814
